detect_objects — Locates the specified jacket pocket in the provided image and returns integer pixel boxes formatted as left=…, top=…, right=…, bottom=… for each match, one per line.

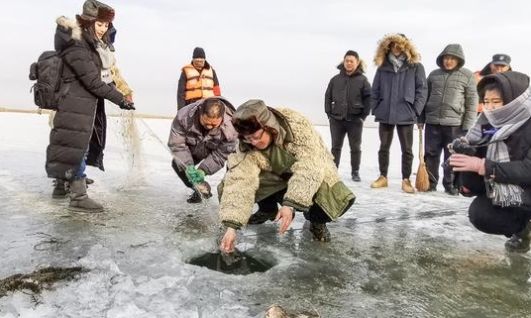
left=314, top=181, right=356, bottom=220
left=404, top=96, right=417, bottom=116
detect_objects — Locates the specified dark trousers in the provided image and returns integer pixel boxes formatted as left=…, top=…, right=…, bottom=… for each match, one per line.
left=424, top=124, right=465, bottom=190
left=468, top=195, right=531, bottom=237
left=329, top=117, right=364, bottom=174
left=377, top=123, right=414, bottom=179
left=171, top=160, right=193, bottom=188
left=258, top=189, right=332, bottom=224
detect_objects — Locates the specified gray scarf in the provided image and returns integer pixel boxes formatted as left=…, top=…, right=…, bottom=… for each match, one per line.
left=466, top=88, right=531, bottom=207
left=95, top=42, right=115, bottom=84
left=388, top=53, right=406, bottom=72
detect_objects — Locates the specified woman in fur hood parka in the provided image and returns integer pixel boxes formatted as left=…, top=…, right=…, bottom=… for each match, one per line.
left=370, top=33, right=428, bottom=193
left=46, top=0, right=134, bottom=213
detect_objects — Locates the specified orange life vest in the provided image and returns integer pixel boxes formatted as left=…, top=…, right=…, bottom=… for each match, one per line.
left=183, top=64, right=215, bottom=101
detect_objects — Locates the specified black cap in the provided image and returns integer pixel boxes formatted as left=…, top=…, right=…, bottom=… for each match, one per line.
left=193, top=47, right=206, bottom=59
left=491, top=54, right=511, bottom=66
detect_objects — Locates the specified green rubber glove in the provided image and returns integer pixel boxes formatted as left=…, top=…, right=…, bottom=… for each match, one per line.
left=185, top=165, right=205, bottom=184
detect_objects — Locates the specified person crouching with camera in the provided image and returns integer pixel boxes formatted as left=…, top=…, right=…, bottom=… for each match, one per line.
left=448, top=71, right=531, bottom=253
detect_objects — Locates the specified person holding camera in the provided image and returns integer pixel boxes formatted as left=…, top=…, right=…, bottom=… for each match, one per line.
left=449, top=71, right=531, bottom=253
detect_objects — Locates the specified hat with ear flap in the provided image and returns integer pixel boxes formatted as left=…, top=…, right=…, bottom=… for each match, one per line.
left=233, top=100, right=280, bottom=135
left=76, top=0, right=115, bottom=23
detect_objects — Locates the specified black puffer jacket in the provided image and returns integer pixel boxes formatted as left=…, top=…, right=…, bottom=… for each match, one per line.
left=46, top=17, right=123, bottom=180
left=458, top=118, right=531, bottom=206
left=325, top=65, right=371, bottom=120
left=457, top=72, right=531, bottom=206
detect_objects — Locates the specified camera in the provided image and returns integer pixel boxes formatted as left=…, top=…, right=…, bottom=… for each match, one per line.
left=448, top=137, right=476, bottom=156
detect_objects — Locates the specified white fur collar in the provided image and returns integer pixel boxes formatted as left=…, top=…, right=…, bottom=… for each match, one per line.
left=56, top=16, right=82, bottom=41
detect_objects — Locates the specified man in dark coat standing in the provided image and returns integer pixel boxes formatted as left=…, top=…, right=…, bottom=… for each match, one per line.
left=325, top=50, right=371, bottom=182
left=370, top=33, right=427, bottom=193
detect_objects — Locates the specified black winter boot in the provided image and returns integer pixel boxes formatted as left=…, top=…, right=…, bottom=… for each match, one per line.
left=309, top=223, right=331, bottom=242
left=68, top=178, right=104, bottom=213
left=351, top=171, right=361, bottom=182
left=505, top=221, right=531, bottom=253
left=52, top=179, right=68, bottom=199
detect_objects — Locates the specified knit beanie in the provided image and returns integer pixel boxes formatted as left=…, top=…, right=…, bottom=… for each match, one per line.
left=193, top=47, right=206, bottom=59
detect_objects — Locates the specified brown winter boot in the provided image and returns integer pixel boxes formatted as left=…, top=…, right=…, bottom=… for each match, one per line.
left=68, top=178, right=104, bottom=213
left=52, top=179, right=68, bottom=199
left=505, top=221, right=531, bottom=253
left=370, top=175, right=388, bottom=188
left=402, top=178, right=415, bottom=193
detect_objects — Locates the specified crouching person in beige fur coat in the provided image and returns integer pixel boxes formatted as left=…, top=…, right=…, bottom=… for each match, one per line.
left=218, top=100, right=355, bottom=253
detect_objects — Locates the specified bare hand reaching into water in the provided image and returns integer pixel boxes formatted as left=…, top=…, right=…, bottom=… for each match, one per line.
left=275, top=206, right=294, bottom=234
left=220, top=227, right=237, bottom=253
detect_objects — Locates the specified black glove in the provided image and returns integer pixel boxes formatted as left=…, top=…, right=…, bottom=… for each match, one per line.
left=448, top=137, right=476, bottom=156
left=119, top=99, right=136, bottom=110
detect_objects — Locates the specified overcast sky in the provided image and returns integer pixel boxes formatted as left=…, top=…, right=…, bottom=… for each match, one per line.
left=1, top=0, right=530, bottom=124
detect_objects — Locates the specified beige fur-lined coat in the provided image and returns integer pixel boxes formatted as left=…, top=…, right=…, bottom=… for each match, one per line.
left=219, top=108, right=348, bottom=228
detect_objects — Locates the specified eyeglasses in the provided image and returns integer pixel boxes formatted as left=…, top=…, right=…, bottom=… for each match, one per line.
left=241, top=129, right=265, bottom=144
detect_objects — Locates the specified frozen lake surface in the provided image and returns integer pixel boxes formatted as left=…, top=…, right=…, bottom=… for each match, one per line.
left=0, top=112, right=530, bottom=318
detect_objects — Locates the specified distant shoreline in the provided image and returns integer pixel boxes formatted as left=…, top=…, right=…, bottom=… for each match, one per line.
left=0, top=106, right=174, bottom=119
left=0, top=106, right=375, bottom=127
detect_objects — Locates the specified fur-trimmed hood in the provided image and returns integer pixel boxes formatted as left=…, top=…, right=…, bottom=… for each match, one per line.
left=373, top=33, right=421, bottom=66
left=55, top=16, right=82, bottom=52
left=55, top=16, right=116, bottom=52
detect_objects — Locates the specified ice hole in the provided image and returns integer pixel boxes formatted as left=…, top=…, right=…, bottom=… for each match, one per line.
left=187, top=249, right=276, bottom=275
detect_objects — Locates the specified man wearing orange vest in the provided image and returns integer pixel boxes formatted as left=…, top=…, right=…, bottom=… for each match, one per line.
left=177, top=47, right=221, bottom=110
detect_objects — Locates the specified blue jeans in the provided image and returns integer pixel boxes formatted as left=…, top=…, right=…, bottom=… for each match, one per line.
left=74, top=151, right=88, bottom=179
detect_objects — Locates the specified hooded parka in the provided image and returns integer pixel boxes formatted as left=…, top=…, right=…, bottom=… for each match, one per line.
left=46, top=17, right=123, bottom=180
left=371, top=34, right=427, bottom=125
left=457, top=72, right=531, bottom=236
left=420, top=44, right=478, bottom=130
